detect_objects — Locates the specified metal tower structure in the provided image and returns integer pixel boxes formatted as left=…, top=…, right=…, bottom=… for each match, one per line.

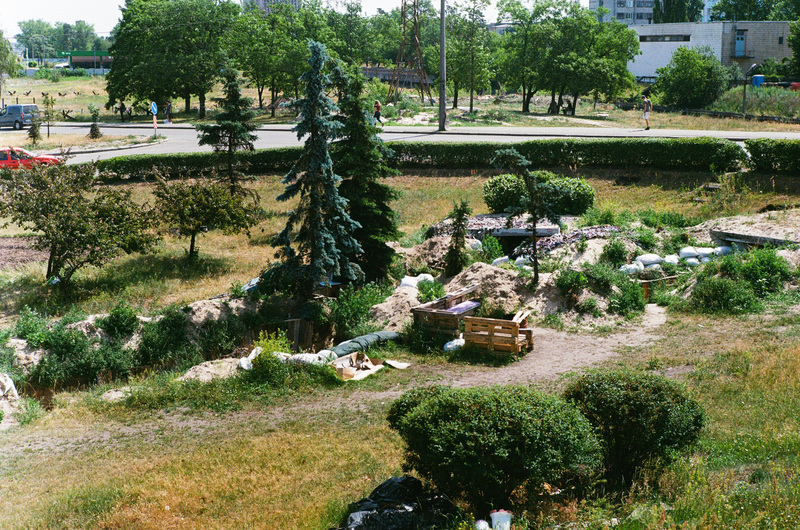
left=387, top=0, right=434, bottom=105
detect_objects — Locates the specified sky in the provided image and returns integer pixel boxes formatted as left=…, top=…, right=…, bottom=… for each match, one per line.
left=1, top=1, right=503, bottom=45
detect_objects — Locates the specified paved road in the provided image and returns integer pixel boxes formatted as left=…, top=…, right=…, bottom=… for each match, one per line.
left=13, top=121, right=800, bottom=165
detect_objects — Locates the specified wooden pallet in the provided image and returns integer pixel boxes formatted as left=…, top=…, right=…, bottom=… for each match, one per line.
left=411, top=284, right=480, bottom=335
left=464, top=310, right=534, bottom=354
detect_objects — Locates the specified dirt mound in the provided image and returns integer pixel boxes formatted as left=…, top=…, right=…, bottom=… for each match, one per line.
left=369, top=286, right=420, bottom=332
left=402, top=237, right=450, bottom=271
left=688, top=209, right=800, bottom=245
left=445, top=262, right=532, bottom=313
left=176, top=358, right=240, bottom=382
left=187, top=298, right=258, bottom=328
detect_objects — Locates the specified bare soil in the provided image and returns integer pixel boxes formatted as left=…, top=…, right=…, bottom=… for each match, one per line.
left=0, top=237, right=48, bottom=269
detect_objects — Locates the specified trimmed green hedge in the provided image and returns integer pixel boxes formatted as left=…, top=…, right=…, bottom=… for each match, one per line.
left=745, top=138, right=800, bottom=174
left=93, top=137, right=745, bottom=180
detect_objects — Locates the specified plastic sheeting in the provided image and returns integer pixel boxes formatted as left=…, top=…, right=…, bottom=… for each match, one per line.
left=331, top=331, right=402, bottom=358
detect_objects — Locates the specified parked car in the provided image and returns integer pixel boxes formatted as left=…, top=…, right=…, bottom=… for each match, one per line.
left=0, top=104, right=41, bottom=130
left=0, top=147, right=61, bottom=169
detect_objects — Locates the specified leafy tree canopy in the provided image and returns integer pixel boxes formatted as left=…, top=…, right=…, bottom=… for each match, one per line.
left=655, top=46, right=733, bottom=109
left=653, top=0, right=704, bottom=23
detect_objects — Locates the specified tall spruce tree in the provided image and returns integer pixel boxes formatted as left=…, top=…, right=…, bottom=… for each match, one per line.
left=272, top=41, right=362, bottom=298
left=332, top=65, right=401, bottom=283
left=196, top=63, right=258, bottom=197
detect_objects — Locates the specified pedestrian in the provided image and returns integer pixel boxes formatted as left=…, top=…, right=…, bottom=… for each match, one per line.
left=165, top=101, right=173, bottom=123
left=119, top=102, right=126, bottom=123
left=373, top=100, right=382, bottom=124
left=641, top=94, right=652, bottom=130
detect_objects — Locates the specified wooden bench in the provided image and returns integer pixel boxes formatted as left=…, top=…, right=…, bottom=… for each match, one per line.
left=411, top=284, right=480, bottom=335
left=464, top=310, right=534, bottom=354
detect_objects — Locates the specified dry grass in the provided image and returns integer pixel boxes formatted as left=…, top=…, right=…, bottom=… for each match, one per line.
left=1, top=131, right=149, bottom=152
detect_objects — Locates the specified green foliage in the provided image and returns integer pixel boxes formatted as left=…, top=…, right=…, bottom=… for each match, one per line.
left=483, top=173, right=525, bottom=213
left=563, top=371, right=706, bottom=486
left=328, top=282, right=391, bottom=341
left=710, top=86, right=800, bottom=118
left=198, top=314, right=249, bottom=359
left=583, top=262, right=625, bottom=293
left=154, top=175, right=257, bottom=261
left=655, top=46, right=733, bottom=109
left=745, top=138, right=800, bottom=174
left=556, top=269, right=588, bottom=297
left=576, top=296, right=602, bottom=317
left=579, top=207, right=635, bottom=228
left=388, top=385, right=601, bottom=513
left=633, top=227, right=658, bottom=252
left=401, top=320, right=452, bottom=355
left=196, top=62, right=258, bottom=196
left=137, top=305, right=197, bottom=369
left=600, top=237, right=628, bottom=267
left=97, top=301, right=140, bottom=340
left=27, top=120, right=42, bottom=146
left=609, top=278, right=646, bottom=316
left=273, top=41, right=362, bottom=298
left=417, top=279, right=446, bottom=303
left=332, top=65, right=401, bottom=283
left=653, top=0, right=703, bottom=23
left=88, top=104, right=102, bottom=139
left=14, top=306, right=50, bottom=347
left=475, top=235, right=504, bottom=263
left=728, top=247, right=794, bottom=297
left=444, top=200, right=473, bottom=277
left=246, top=331, right=341, bottom=390
left=691, top=277, right=763, bottom=314
left=14, top=396, right=45, bottom=426
left=545, top=175, right=596, bottom=215
left=638, top=209, right=698, bottom=229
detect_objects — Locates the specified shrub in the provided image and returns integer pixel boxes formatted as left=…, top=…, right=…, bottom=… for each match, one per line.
left=609, top=279, right=646, bottom=317
left=544, top=176, right=596, bottom=215
left=564, top=371, right=706, bottom=486
left=634, top=228, right=658, bottom=252
left=483, top=172, right=595, bottom=216
left=246, top=331, right=341, bottom=390
left=735, top=248, right=793, bottom=297
left=401, top=320, right=453, bottom=355
left=198, top=314, right=248, bottom=359
left=29, top=324, right=91, bottom=387
left=600, top=237, right=628, bottom=267
left=576, top=297, right=602, bottom=317
left=476, top=235, right=504, bottom=263
left=97, top=301, right=140, bottom=340
left=14, top=306, right=49, bottom=348
left=638, top=209, right=697, bottom=229
left=417, top=279, right=446, bottom=303
left=483, top=174, right=525, bottom=214
left=328, top=283, right=392, bottom=341
left=583, top=262, right=623, bottom=293
left=388, top=385, right=601, bottom=513
left=444, top=200, right=473, bottom=277
left=137, top=305, right=198, bottom=369
left=655, top=46, right=732, bottom=109
left=691, top=277, right=762, bottom=314
left=579, top=207, right=634, bottom=228
left=746, top=138, right=800, bottom=174
left=556, top=269, right=588, bottom=297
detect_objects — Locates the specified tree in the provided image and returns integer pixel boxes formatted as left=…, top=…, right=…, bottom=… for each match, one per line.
left=0, top=31, right=17, bottom=98
left=448, top=0, right=494, bottom=112
left=653, top=0, right=704, bottom=23
left=27, top=119, right=42, bottom=147
left=41, top=95, right=56, bottom=138
left=15, top=20, right=55, bottom=64
left=154, top=176, right=257, bottom=261
left=106, top=0, right=238, bottom=118
left=0, top=163, right=155, bottom=283
left=444, top=200, right=472, bottom=277
left=492, top=149, right=560, bottom=286
left=710, top=0, right=797, bottom=20
left=271, top=41, right=362, bottom=298
left=331, top=66, right=401, bottom=283
left=788, top=20, right=800, bottom=79
left=196, top=63, right=258, bottom=197
left=655, top=46, right=732, bottom=109
left=88, top=104, right=102, bottom=139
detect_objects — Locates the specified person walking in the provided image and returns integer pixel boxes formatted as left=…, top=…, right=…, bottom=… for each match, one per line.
left=165, top=101, right=173, bottom=123
left=373, top=100, right=382, bottom=124
left=642, top=94, right=652, bottom=130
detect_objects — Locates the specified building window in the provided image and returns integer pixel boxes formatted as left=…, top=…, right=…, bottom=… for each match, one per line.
left=779, top=36, right=784, bottom=44
left=617, top=12, right=626, bottom=18
left=617, top=0, right=626, bottom=6
left=639, top=35, right=691, bottom=42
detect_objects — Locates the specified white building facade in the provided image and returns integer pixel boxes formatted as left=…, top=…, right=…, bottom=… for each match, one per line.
left=628, top=21, right=792, bottom=79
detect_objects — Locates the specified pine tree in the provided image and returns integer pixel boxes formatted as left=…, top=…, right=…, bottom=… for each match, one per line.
left=271, top=41, right=362, bottom=298
left=196, top=62, right=258, bottom=197
left=444, top=200, right=473, bottom=277
left=332, top=65, right=401, bottom=283
left=27, top=119, right=42, bottom=146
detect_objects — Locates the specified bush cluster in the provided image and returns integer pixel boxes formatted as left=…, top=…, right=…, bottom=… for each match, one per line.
left=483, top=172, right=595, bottom=215
left=563, top=371, right=706, bottom=486
left=556, top=269, right=588, bottom=297
left=327, top=282, right=392, bottom=341
left=483, top=174, right=525, bottom=213
left=746, top=138, right=800, bottom=174
left=245, top=331, right=341, bottom=390
left=92, top=137, right=748, bottom=181
left=388, top=385, right=602, bottom=513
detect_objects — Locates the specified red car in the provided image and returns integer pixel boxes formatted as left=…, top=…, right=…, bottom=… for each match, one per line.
left=0, top=147, right=61, bottom=169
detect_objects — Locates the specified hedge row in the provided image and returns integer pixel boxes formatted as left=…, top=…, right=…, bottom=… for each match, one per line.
left=745, top=138, right=800, bottom=174
left=94, top=137, right=749, bottom=180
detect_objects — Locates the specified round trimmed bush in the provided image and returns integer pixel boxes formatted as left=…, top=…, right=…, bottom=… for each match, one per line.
left=563, top=371, right=705, bottom=486
left=483, top=174, right=525, bottom=213
left=388, top=385, right=601, bottom=513
left=545, top=176, right=596, bottom=215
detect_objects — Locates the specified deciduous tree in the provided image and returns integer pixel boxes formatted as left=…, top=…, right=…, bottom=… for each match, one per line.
left=653, top=0, right=704, bottom=23
left=655, top=46, right=732, bottom=109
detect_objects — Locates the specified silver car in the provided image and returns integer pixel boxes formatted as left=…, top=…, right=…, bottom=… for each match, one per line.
left=0, top=104, right=40, bottom=129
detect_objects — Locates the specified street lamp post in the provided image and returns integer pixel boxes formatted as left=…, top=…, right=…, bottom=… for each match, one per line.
left=438, top=0, right=447, bottom=131
left=741, top=63, right=758, bottom=118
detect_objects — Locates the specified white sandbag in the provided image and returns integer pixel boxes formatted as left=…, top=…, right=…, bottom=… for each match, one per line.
left=519, top=265, right=533, bottom=272
left=0, top=372, right=19, bottom=400
left=645, top=264, right=663, bottom=271
left=663, top=254, right=680, bottom=265
left=492, top=256, right=510, bottom=266
left=288, top=353, right=327, bottom=365
left=399, top=273, right=434, bottom=289
left=514, top=256, right=530, bottom=266
left=238, top=357, right=253, bottom=371
left=417, top=273, right=435, bottom=284
left=317, top=349, right=337, bottom=363
left=715, top=246, right=733, bottom=256
left=619, top=264, right=639, bottom=275
left=467, top=238, right=482, bottom=250
left=700, top=257, right=712, bottom=263
left=444, top=334, right=465, bottom=352
left=636, top=253, right=663, bottom=266
left=633, top=260, right=645, bottom=272
left=679, top=247, right=698, bottom=259
left=696, top=247, right=715, bottom=258
left=247, top=346, right=263, bottom=361
left=685, top=257, right=701, bottom=267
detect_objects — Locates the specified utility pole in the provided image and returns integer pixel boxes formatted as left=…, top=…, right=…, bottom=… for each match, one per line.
left=439, top=0, right=447, bottom=131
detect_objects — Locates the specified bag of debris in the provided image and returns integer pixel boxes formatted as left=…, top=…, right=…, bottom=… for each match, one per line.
left=636, top=253, right=663, bottom=266
left=679, top=247, right=699, bottom=259
left=715, top=246, right=733, bottom=256
left=696, top=247, right=715, bottom=258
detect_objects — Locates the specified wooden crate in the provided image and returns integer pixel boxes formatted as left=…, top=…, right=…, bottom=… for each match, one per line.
left=411, top=284, right=480, bottom=335
left=464, top=310, right=534, bottom=354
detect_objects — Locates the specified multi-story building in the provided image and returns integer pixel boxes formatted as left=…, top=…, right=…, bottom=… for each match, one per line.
left=589, top=0, right=655, bottom=26
left=628, top=21, right=792, bottom=79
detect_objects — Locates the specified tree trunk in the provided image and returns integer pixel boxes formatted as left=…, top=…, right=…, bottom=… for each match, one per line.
left=189, top=232, right=197, bottom=261
left=469, top=87, right=474, bottom=113
left=522, top=84, right=529, bottom=113
left=548, top=89, right=558, bottom=114
left=453, top=83, right=459, bottom=109
left=270, top=83, right=277, bottom=118
left=184, top=92, right=191, bottom=113
left=257, top=86, right=264, bottom=109
left=532, top=221, right=539, bottom=286
left=46, top=249, right=55, bottom=279
left=571, top=94, right=580, bottom=116
left=199, top=92, right=206, bottom=119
